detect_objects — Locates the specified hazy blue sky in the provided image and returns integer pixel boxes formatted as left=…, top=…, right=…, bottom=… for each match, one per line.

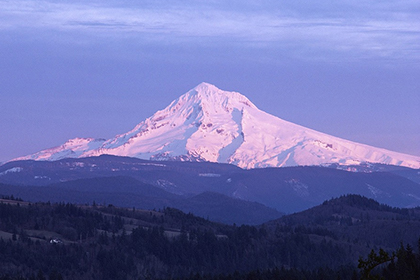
left=1, top=0, right=419, bottom=163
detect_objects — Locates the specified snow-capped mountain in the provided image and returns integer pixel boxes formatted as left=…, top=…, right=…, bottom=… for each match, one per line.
left=12, top=82, right=420, bottom=169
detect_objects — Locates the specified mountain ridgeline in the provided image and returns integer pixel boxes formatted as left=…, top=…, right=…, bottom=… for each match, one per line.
left=0, top=194, right=420, bottom=279
left=1, top=155, right=419, bottom=219
left=11, top=82, right=420, bottom=169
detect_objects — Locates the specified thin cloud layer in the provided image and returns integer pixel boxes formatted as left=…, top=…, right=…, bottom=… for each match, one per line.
left=1, top=0, right=419, bottom=61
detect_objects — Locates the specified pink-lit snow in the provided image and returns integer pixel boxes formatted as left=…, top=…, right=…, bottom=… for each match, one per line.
left=12, top=83, right=420, bottom=169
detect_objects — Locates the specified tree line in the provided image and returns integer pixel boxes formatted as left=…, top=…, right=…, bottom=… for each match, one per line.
left=0, top=197, right=419, bottom=279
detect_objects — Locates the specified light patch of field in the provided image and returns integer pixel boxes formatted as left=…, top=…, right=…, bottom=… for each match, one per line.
left=0, top=230, right=14, bottom=240
left=0, top=230, right=47, bottom=243
left=25, top=230, right=65, bottom=242
left=164, top=230, right=182, bottom=238
left=0, top=199, right=31, bottom=206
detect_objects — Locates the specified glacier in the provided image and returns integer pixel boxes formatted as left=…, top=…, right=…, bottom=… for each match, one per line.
left=11, top=82, right=420, bottom=169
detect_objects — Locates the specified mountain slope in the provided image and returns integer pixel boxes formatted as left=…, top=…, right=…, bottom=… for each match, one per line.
left=1, top=156, right=420, bottom=213
left=0, top=175, right=283, bottom=225
left=12, top=82, right=420, bottom=169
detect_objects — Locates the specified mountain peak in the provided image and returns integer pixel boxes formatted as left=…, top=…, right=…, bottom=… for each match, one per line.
left=183, top=82, right=256, bottom=111
left=193, top=82, right=220, bottom=93
left=10, top=83, right=420, bottom=169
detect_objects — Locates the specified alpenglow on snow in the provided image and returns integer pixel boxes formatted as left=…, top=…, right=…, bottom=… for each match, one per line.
left=12, top=83, right=420, bottom=169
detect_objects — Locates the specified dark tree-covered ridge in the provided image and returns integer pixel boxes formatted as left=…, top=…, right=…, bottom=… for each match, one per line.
left=1, top=194, right=420, bottom=279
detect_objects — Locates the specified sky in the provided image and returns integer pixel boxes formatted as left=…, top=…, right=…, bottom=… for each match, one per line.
left=1, top=0, right=419, bottom=163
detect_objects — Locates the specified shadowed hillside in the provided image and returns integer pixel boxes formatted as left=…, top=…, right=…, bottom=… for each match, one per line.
left=1, top=194, right=420, bottom=279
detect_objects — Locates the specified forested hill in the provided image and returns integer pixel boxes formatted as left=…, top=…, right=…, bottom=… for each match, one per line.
left=0, top=195, right=420, bottom=279
left=266, top=194, right=420, bottom=249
